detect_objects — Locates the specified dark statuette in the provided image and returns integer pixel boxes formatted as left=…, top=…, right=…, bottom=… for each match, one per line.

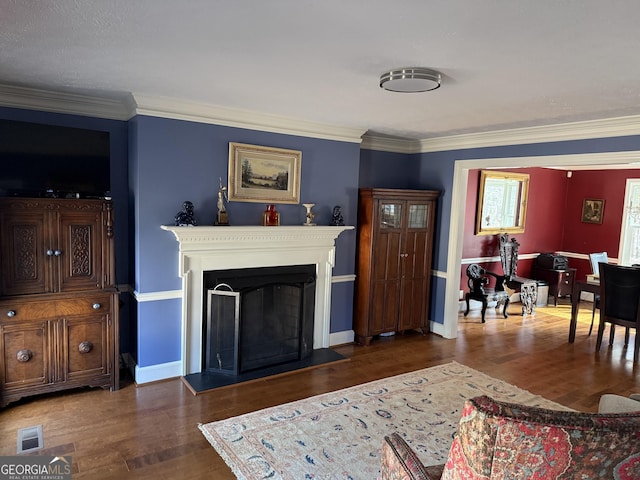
left=330, top=205, right=345, bottom=226
left=175, top=201, right=197, bottom=226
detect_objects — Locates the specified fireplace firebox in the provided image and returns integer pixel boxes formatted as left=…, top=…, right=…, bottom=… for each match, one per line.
left=203, top=265, right=316, bottom=375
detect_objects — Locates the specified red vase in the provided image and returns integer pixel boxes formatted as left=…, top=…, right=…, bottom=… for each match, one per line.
left=263, top=204, right=280, bottom=226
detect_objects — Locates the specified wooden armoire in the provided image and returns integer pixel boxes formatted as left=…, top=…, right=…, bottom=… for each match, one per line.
left=0, top=197, right=119, bottom=407
left=354, top=188, right=439, bottom=345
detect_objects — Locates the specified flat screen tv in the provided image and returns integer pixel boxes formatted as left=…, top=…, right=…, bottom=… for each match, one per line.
left=0, top=119, right=110, bottom=198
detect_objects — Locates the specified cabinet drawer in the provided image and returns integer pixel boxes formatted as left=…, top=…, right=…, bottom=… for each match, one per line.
left=54, top=295, right=112, bottom=316
left=0, top=295, right=112, bottom=322
left=0, top=300, right=57, bottom=321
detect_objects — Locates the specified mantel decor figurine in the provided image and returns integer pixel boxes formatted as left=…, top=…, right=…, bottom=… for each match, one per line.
left=303, top=203, right=316, bottom=226
left=175, top=201, right=196, bottom=226
left=262, top=204, right=280, bottom=226
left=216, top=178, right=230, bottom=225
left=330, top=205, right=345, bottom=226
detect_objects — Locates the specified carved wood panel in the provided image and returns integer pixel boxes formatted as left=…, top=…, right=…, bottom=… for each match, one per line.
left=0, top=210, right=48, bottom=295
left=57, top=209, right=103, bottom=292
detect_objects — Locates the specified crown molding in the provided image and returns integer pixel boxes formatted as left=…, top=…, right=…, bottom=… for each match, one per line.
left=362, top=115, right=640, bottom=154
left=415, top=115, right=640, bottom=153
left=3, top=83, right=639, bottom=150
left=0, top=84, right=365, bottom=143
left=131, top=94, right=366, bottom=143
left=0, top=83, right=132, bottom=120
left=360, top=134, right=421, bottom=153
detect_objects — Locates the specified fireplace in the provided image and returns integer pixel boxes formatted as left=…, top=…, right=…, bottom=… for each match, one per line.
left=161, top=225, right=353, bottom=376
left=203, top=265, right=316, bottom=375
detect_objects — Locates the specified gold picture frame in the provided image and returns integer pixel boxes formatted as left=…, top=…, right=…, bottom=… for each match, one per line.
left=581, top=198, right=604, bottom=224
left=228, top=142, right=302, bottom=204
left=475, top=170, right=530, bottom=235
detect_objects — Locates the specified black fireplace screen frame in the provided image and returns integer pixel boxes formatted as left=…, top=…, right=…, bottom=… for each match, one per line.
left=203, top=264, right=316, bottom=376
left=206, top=286, right=240, bottom=375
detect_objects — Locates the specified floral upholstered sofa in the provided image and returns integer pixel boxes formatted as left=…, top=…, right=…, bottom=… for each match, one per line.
left=380, top=395, right=640, bottom=480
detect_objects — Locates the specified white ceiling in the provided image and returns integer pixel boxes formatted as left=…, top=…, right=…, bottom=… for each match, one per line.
left=1, top=1, right=640, bottom=142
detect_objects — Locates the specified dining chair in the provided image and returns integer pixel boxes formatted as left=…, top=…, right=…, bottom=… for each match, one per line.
left=596, top=263, right=640, bottom=363
left=498, top=234, right=537, bottom=314
left=463, top=264, right=509, bottom=323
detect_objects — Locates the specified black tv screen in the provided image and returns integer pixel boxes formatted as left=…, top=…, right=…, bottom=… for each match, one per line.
left=0, top=119, right=110, bottom=198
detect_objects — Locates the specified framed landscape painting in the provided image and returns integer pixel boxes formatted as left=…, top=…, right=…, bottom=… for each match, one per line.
left=228, top=142, right=301, bottom=204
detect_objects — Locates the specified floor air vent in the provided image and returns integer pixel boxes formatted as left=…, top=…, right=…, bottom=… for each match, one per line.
left=17, top=425, right=43, bottom=454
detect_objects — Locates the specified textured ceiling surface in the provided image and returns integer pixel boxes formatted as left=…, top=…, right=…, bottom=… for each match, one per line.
left=1, top=1, right=640, bottom=140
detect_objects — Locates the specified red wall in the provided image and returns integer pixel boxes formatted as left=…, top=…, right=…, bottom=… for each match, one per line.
left=462, top=168, right=567, bottom=278
left=461, top=167, right=640, bottom=290
left=562, top=169, right=640, bottom=279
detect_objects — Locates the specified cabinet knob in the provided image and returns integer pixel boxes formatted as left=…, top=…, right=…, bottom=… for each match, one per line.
left=92, top=303, right=102, bottom=310
left=78, top=341, right=93, bottom=354
left=54, top=249, right=62, bottom=256
left=46, top=249, right=54, bottom=256
left=6, top=310, right=16, bottom=317
left=16, top=349, right=33, bottom=363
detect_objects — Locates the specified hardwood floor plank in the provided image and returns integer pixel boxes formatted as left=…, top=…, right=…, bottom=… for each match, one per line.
left=1, top=303, right=638, bottom=479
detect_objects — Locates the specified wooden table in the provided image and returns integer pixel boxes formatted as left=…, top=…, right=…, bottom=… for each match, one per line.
left=569, top=280, right=600, bottom=343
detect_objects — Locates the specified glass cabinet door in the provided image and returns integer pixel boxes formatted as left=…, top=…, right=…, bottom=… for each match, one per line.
left=380, top=202, right=402, bottom=228
left=407, top=203, right=428, bottom=229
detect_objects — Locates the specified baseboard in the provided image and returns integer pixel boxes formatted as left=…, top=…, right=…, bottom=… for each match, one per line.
left=330, top=329, right=354, bottom=346
left=430, top=320, right=445, bottom=337
left=135, top=360, right=183, bottom=384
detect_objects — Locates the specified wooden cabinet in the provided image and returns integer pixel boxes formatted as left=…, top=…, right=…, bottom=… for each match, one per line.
left=354, top=188, right=439, bottom=345
left=0, top=198, right=113, bottom=296
left=531, top=265, right=576, bottom=306
left=0, top=198, right=118, bottom=407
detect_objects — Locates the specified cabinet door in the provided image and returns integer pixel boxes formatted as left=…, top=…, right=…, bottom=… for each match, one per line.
left=370, top=201, right=403, bottom=334
left=0, top=210, right=50, bottom=296
left=55, top=209, right=105, bottom=292
left=398, top=202, right=433, bottom=331
left=60, top=314, right=110, bottom=383
left=0, top=321, right=52, bottom=391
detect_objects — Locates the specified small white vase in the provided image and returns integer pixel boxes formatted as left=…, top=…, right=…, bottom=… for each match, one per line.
left=302, top=203, right=316, bottom=226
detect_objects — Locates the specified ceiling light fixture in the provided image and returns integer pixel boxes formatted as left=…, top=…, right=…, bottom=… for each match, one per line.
left=379, top=67, right=441, bottom=93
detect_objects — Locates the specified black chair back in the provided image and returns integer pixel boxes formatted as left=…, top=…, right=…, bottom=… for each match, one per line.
left=600, top=263, right=640, bottom=321
left=598, top=262, right=640, bottom=362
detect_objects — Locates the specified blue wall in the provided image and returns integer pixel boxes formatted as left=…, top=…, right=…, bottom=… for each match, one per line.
left=358, top=148, right=448, bottom=325
left=130, top=115, right=360, bottom=367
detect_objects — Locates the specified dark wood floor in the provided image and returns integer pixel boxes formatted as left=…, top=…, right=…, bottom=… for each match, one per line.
left=1, top=301, right=638, bottom=478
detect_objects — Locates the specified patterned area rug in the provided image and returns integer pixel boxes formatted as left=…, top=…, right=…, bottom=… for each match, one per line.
left=199, top=361, right=567, bottom=479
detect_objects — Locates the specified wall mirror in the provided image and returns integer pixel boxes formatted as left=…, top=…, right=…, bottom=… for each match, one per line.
left=475, top=170, right=530, bottom=235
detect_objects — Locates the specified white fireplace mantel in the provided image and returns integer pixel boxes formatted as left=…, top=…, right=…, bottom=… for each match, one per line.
left=161, top=225, right=353, bottom=375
